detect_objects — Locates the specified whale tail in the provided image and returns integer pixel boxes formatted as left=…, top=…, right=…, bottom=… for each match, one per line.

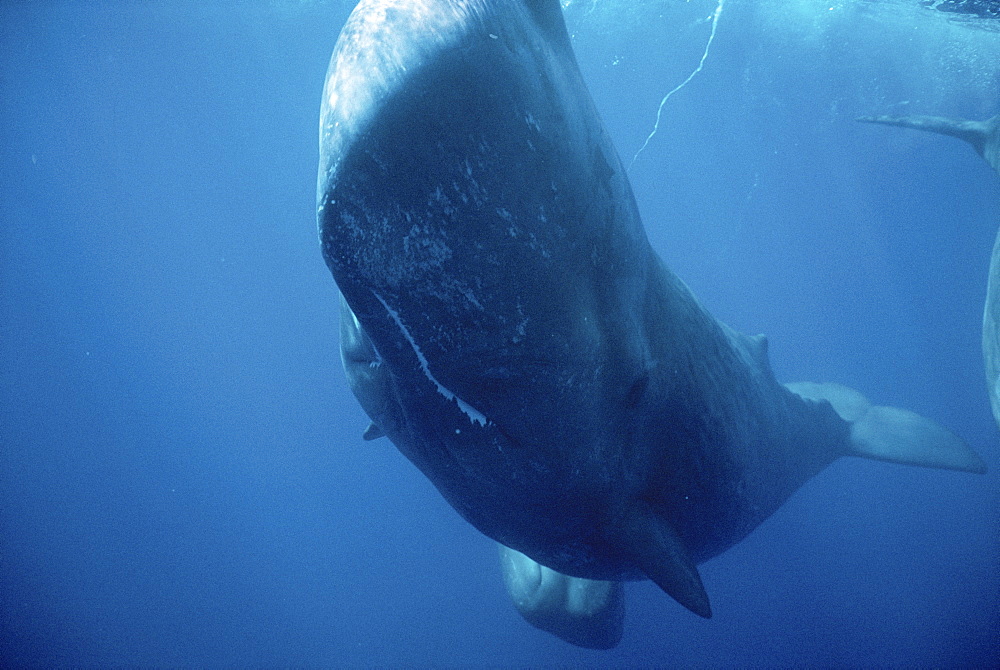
left=786, top=381, right=987, bottom=473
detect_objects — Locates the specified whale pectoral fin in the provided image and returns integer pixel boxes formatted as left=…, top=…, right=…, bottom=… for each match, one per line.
left=786, top=382, right=987, bottom=474
left=362, top=422, right=385, bottom=441
left=856, top=114, right=1000, bottom=171
left=856, top=114, right=987, bottom=154
left=618, top=501, right=711, bottom=619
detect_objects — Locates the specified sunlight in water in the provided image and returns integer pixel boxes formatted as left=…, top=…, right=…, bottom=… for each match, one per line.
left=628, top=0, right=725, bottom=171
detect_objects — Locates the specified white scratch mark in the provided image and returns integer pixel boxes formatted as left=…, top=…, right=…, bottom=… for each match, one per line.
left=373, top=292, right=489, bottom=427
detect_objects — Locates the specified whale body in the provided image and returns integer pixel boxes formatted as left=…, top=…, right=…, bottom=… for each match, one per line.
left=320, top=0, right=987, bottom=647
left=858, top=113, right=1000, bottom=427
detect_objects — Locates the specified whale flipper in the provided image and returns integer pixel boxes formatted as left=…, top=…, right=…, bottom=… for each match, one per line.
left=619, top=501, right=712, bottom=619
left=856, top=113, right=1000, bottom=173
left=786, top=382, right=986, bottom=473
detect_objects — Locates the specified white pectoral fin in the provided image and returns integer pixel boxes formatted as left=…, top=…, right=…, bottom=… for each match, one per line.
left=617, top=501, right=711, bottom=619
left=498, top=544, right=624, bottom=650
left=786, top=381, right=987, bottom=474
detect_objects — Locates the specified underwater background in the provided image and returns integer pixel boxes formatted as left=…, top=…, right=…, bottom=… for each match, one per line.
left=2, top=0, right=998, bottom=666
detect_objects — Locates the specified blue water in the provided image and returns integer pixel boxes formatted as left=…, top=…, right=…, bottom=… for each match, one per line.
left=2, top=0, right=997, bottom=666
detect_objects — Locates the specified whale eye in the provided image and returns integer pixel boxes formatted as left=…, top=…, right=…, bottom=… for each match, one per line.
left=625, top=373, right=649, bottom=409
